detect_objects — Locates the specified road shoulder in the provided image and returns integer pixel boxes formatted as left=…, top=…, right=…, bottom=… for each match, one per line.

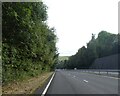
left=2, top=72, right=53, bottom=94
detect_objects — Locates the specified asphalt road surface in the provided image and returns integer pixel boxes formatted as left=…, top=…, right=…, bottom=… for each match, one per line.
left=46, top=70, right=119, bottom=95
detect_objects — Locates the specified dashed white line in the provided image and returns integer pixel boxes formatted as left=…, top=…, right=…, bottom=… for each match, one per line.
left=83, top=80, right=88, bottom=83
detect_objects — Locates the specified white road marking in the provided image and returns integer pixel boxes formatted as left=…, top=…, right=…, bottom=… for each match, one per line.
left=41, top=72, right=55, bottom=96
left=83, top=80, right=88, bottom=83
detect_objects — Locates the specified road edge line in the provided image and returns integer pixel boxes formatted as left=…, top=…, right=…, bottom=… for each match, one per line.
left=41, top=72, right=55, bottom=96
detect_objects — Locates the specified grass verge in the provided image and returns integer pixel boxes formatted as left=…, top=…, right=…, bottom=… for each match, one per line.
left=2, top=72, right=53, bottom=94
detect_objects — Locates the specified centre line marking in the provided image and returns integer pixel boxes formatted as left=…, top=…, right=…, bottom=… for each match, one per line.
left=83, top=80, right=88, bottom=83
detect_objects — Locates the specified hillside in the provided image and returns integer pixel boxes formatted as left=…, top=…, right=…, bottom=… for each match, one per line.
left=59, top=56, right=69, bottom=61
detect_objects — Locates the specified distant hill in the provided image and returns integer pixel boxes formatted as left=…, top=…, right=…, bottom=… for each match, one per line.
left=59, top=56, right=69, bottom=61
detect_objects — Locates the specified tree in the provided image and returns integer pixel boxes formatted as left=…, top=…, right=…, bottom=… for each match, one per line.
left=2, top=2, right=58, bottom=84
left=62, top=31, right=118, bottom=69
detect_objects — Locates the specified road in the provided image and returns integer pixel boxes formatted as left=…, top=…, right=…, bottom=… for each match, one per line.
left=45, top=70, right=119, bottom=95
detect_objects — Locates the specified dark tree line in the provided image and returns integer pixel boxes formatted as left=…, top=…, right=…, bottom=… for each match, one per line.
left=56, top=31, right=119, bottom=69
left=2, top=2, right=58, bottom=84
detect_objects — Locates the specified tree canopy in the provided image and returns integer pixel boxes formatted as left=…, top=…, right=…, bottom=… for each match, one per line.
left=2, top=2, right=58, bottom=84
left=56, top=31, right=119, bottom=69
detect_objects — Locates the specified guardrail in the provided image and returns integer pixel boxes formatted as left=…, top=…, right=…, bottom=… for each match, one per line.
left=79, top=69, right=120, bottom=77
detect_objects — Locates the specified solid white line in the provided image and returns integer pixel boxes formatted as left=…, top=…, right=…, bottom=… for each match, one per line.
left=41, top=72, right=55, bottom=96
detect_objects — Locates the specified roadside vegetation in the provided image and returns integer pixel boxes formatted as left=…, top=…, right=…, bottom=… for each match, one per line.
left=56, top=56, right=69, bottom=69
left=56, top=31, right=120, bottom=69
left=3, top=72, right=53, bottom=94
left=2, top=2, right=58, bottom=86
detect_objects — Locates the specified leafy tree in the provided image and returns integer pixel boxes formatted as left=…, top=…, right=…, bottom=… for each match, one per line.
left=59, top=31, right=119, bottom=69
left=2, top=2, right=58, bottom=84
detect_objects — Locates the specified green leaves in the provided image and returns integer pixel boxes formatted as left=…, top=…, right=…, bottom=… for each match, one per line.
left=60, top=31, right=118, bottom=69
left=2, top=2, right=58, bottom=84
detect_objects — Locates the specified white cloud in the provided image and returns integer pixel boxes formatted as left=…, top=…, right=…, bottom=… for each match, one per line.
left=43, top=0, right=119, bottom=56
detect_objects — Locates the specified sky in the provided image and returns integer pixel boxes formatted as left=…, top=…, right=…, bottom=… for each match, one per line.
left=43, top=0, right=119, bottom=56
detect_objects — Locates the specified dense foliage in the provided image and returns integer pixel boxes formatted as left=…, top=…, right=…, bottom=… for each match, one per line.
left=56, top=31, right=119, bottom=69
left=2, top=2, right=58, bottom=84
